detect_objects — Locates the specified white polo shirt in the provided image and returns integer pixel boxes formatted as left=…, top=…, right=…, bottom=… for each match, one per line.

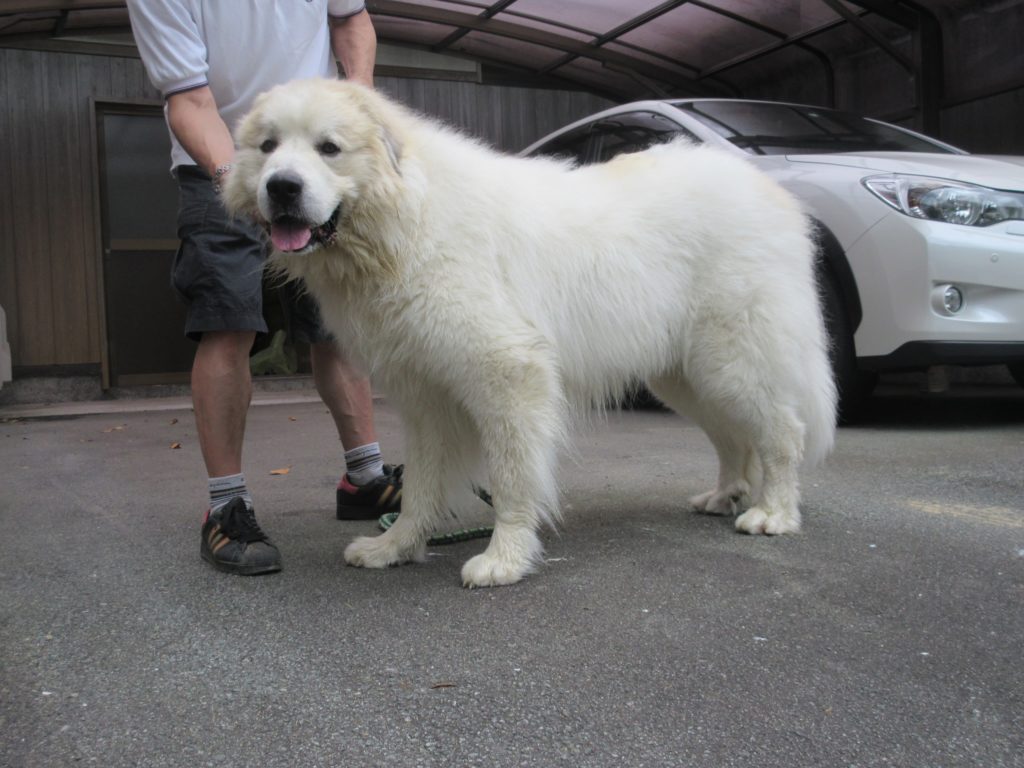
left=126, top=0, right=365, bottom=170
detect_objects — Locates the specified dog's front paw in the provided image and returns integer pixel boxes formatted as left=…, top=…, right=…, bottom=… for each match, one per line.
left=735, top=507, right=800, bottom=535
left=461, top=552, right=530, bottom=588
left=344, top=533, right=424, bottom=569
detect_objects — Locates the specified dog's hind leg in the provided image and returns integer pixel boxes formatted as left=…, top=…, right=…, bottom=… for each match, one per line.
left=458, top=351, right=564, bottom=588
left=732, top=405, right=804, bottom=535
left=647, top=375, right=758, bottom=517
left=344, top=398, right=475, bottom=569
left=683, top=377, right=803, bottom=535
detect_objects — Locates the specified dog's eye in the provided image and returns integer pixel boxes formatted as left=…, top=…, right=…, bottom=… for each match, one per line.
left=318, top=141, right=341, bottom=157
left=260, top=139, right=278, bottom=154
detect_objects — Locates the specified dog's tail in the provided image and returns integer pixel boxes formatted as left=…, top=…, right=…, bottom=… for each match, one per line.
left=799, top=326, right=838, bottom=468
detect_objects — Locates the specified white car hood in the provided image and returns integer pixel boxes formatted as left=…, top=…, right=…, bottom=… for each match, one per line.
left=785, top=152, right=1024, bottom=192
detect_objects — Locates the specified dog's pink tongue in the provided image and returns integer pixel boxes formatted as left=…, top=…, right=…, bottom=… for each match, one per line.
left=270, top=221, right=312, bottom=252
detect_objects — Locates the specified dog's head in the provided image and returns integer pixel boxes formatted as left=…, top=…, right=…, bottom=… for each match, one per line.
left=223, top=79, right=403, bottom=256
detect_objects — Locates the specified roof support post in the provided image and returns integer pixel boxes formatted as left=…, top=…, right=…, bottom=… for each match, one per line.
left=910, top=4, right=943, bottom=136
left=846, top=0, right=944, bottom=136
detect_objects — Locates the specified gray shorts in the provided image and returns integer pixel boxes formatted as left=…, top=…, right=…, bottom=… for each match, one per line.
left=173, top=165, right=331, bottom=344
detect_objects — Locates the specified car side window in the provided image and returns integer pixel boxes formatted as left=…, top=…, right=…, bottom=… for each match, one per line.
left=591, top=112, right=698, bottom=164
left=528, top=123, right=594, bottom=166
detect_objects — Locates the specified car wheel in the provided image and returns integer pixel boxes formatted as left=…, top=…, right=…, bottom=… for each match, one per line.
left=1009, top=362, right=1024, bottom=388
left=820, top=268, right=877, bottom=423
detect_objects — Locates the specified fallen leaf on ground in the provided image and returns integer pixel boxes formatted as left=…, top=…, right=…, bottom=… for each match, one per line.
left=170, top=442, right=181, bottom=450
left=288, top=416, right=297, bottom=422
left=270, top=467, right=291, bottom=475
left=169, top=418, right=178, bottom=425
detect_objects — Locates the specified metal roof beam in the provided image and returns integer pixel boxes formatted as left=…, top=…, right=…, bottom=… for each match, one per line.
left=698, top=13, right=850, bottom=80
left=688, top=0, right=836, bottom=106
left=433, top=0, right=517, bottom=52
left=538, top=0, right=690, bottom=75
left=843, top=0, right=917, bottom=28
left=820, top=0, right=913, bottom=72
left=369, top=0, right=717, bottom=95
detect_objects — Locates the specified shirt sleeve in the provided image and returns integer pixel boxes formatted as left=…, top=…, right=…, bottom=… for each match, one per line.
left=328, top=0, right=366, bottom=20
left=125, top=0, right=209, bottom=98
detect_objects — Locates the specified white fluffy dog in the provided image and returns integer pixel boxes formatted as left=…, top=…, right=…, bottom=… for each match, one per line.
left=224, top=80, right=837, bottom=588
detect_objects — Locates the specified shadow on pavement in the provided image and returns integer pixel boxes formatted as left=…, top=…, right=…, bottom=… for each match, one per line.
left=849, top=385, right=1024, bottom=428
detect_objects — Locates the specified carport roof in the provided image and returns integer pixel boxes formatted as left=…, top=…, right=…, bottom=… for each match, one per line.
left=0, top=0, right=972, bottom=123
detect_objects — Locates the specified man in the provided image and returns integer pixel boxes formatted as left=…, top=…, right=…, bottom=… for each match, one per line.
left=126, top=1, right=402, bottom=575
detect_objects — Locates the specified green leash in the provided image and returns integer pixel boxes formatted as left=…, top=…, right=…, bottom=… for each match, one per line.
left=378, top=485, right=495, bottom=545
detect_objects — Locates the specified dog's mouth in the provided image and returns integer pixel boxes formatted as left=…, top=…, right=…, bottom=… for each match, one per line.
left=267, top=206, right=341, bottom=253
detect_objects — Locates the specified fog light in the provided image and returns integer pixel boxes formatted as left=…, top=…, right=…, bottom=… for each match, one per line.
left=942, top=285, right=963, bottom=313
left=932, top=284, right=964, bottom=316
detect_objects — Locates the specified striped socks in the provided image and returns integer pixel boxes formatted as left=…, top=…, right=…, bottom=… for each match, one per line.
left=208, top=472, right=253, bottom=513
left=344, top=442, right=385, bottom=486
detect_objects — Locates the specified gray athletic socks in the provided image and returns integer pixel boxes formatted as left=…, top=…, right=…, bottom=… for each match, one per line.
left=208, top=472, right=252, bottom=513
left=207, top=445, right=382, bottom=512
left=344, top=442, right=385, bottom=485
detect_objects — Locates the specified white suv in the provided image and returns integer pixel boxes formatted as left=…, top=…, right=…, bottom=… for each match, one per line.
left=522, top=99, right=1024, bottom=419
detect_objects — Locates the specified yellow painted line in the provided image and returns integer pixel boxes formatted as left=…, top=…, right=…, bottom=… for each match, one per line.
left=905, top=499, right=1024, bottom=528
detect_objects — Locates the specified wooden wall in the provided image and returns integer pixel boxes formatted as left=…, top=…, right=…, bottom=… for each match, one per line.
left=0, top=48, right=159, bottom=370
left=377, top=77, right=613, bottom=154
left=0, top=47, right=612, bottom=371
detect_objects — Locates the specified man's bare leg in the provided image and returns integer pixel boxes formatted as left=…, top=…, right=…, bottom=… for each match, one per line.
left=192, top=330, right=256, bottom=476
left=310, top=340, right=377, bottom=450
left=193, top=330, right=281, bottom=574
left=311, top=340, right=403, bottom=519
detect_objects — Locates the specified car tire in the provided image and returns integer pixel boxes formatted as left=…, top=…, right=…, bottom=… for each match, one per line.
left=1009, top=362, right=1024, bottom=388
left=820, top=267, right=876, bottom=423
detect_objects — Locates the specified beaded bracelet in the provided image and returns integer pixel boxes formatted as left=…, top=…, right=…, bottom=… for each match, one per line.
left=211, top=163, right=233, bottom=192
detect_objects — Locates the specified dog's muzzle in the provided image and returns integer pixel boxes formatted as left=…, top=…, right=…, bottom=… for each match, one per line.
left=264, top=171, right=341, bottom=253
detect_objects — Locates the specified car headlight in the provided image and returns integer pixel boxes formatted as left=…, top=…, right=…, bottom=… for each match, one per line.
left=863, top=174, right=1024, bottom=227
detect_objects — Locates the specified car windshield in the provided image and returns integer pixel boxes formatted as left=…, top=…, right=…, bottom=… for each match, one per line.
left=673, top=101, right=957, bottom=155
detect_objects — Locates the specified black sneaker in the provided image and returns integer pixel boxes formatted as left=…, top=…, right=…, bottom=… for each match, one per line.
left=336, top=464, right=403, bottom=520
left=200, top=498, right=282, bottom=575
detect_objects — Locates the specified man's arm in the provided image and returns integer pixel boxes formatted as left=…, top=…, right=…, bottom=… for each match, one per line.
left=330, top=9, right=377, bottom=87
left=125, top=0, right=222, bottom=174
left=166, top=86, right=236, bottom=178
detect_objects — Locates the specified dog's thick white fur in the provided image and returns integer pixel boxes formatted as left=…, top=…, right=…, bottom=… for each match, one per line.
left=225, top=79, right=837, bottom=588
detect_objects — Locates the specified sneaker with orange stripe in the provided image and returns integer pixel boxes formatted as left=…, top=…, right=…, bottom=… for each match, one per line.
left=336, top=463, right=403, bottom=520
left=200, top=497, right=282, bottom=575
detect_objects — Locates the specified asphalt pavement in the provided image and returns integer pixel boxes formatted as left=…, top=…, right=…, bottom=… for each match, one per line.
left=1, top=383, right=1022, bottom=767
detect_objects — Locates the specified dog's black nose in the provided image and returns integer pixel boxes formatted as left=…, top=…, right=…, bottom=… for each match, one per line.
left=266, top=172, right=304, bottom=205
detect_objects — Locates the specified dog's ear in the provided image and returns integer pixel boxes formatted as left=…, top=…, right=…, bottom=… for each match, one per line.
left=340, top=83, right=404, bottom=178
left=379, top=124, right=402, bottom=176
